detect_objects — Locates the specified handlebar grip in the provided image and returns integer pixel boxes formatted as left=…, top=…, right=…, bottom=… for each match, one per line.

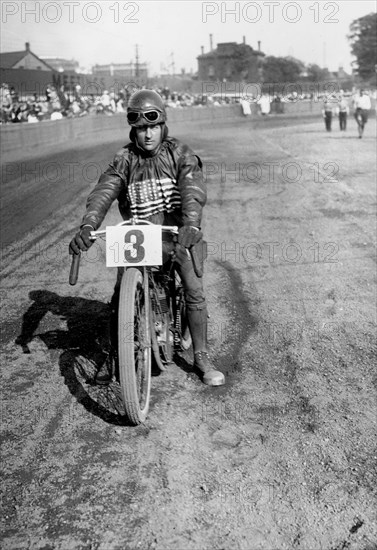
left=69, top=252, right=81, bottom=285
left=190, top=246, right=203, bottom=278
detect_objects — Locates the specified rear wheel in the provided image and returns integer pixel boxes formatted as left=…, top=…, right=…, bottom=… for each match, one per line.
left=118, top=268, right=151, bottom=425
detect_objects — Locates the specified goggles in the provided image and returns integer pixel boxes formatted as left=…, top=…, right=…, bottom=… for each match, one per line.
left=127, top=109, right=164, bottom=125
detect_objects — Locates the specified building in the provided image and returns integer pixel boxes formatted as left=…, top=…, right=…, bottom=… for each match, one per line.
left=197, top=36, right=264, bottom=82
left=0, top=42, right=57, bottom=97
left=39, top=57, right=80, bottom=73
left=0, top=42, right=149, bottom=97
left=0, top=42, right=54, bottom=71
left=92, top=62, right=148, bottom=80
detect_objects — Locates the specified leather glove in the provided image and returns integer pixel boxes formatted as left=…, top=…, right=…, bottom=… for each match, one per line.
left=69, top=225, right=94, bottom=255
left=177, top=225, right=203, bottom=248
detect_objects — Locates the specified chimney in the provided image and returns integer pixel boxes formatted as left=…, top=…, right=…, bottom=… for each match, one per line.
left=25, top=42, right=30, bottom=51
left=210, top=34, right=213, bottom=51
left=201, top=46, right=204, bottom=55
left=243, top=36, right=246, bottom=45
left=258, top=41, right=261, bottom=52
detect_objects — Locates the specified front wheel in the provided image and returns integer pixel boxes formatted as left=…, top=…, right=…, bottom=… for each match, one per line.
left=118, top=268, right=151, bottom=425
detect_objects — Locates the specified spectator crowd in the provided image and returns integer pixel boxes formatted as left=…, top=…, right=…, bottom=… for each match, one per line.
left=0, top=83, right=232, bottom=124
left=2, top=81, right=374, bottom=124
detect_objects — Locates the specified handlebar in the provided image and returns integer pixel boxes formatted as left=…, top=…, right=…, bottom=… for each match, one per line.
left=69, top=251, right=80, bottom=285
left=69, top=221, right=203, bottom=285
left=89, top=219, right=179, bottom=239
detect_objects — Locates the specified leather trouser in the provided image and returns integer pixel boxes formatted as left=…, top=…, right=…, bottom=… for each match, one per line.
left=174, top=240, right=208, bottom=353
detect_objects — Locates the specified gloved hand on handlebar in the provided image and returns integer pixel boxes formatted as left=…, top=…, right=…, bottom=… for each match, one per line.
left=177, top=225, right=203, bottom=248
left=69, top=225, right=94, bottom=255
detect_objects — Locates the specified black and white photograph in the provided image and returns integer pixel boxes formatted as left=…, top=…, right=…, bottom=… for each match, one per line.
left=1, top=1, right=376, bottom=548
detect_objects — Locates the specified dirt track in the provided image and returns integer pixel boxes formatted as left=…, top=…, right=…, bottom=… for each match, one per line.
left=1, top=113, right=376, bottom=549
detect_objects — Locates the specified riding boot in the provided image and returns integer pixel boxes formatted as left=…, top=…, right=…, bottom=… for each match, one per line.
left=187, top=308, right=225, bottom=386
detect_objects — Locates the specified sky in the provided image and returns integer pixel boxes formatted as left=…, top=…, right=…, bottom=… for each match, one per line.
left=1, top=1, right=376, bottom=75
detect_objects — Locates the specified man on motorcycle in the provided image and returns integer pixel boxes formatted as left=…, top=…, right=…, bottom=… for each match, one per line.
left=69, top=89, right=225, bottom=386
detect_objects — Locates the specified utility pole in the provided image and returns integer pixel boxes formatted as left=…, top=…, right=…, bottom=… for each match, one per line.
left=135, top=44, right=140, bottom=78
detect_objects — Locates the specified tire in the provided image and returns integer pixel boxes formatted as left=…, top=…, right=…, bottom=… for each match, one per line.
left=174, top=273, right=192, bottom=352
left=118, top=268, right=151, bottom=425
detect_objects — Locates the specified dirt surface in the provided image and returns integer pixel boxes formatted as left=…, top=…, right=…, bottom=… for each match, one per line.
left=1, top=113, right=376, bottom=550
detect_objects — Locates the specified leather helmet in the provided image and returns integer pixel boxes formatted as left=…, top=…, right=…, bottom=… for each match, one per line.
left=127, top=89, right=167, bottom=127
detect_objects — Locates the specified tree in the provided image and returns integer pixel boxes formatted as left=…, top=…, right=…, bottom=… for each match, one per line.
left=232, top=44, right=258, bottom=80
left=348, top=12, right=377, bottom=82
left=306, top=64, right=332, bottom=82
left=262, top=56, right=304, bottom=83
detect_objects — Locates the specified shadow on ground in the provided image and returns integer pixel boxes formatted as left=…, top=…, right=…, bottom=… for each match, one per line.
left=14, top=289, right=132, bottom=425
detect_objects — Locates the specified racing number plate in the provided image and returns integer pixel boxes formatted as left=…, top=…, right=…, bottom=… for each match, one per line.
left=106, top=225, right=163, bottom=267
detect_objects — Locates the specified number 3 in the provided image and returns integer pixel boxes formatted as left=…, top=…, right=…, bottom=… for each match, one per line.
left=124, top=230, right=145, bottom=263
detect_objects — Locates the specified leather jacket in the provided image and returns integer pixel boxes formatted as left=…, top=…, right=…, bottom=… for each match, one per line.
left=81, top=136, right=206, bottom=230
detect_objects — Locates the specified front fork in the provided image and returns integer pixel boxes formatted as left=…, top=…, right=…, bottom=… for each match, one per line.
left=143, top=266, right=150, bottom=348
